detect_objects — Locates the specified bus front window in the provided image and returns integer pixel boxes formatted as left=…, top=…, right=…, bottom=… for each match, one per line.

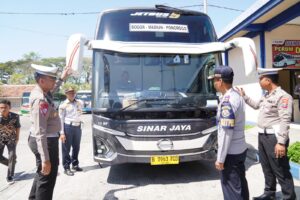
left=93, top=51, right=218, bottom=111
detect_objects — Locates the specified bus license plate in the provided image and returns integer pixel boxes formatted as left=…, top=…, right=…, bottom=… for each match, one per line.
left=150, top=155, right=179, bottom=165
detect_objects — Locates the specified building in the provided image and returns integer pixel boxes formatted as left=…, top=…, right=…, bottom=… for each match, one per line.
left=0, top=84, right=35, bottom=109
left=218, top=0, right=300, bottom=123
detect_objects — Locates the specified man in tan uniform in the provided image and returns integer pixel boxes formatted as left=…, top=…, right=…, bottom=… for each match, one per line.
left=237, top=68, right=296, bottom=200
left=28, top=64, right=71, bottom=200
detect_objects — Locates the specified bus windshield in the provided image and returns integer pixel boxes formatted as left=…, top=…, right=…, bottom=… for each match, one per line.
left=97, top=9, right=216, bottom=43
left=93, top=51, right=218, bottom=111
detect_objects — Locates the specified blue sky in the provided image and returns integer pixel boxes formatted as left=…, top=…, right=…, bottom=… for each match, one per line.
left=0, top=0, right=256, bottom=62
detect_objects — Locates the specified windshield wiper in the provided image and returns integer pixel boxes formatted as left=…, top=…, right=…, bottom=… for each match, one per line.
left=155, top=5, right=198, bottom=15
left=119, top=98, right=177, bottom=112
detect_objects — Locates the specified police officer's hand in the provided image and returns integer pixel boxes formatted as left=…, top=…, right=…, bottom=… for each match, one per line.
left=215, top=161, right=224, bottom=171
left=235, top=87, right=246, bottom=97
left=41, top=160, right=51, bottom=175
left=60, top=134, right=66, bottom=143
left=275, top=143, right=286, bottom=158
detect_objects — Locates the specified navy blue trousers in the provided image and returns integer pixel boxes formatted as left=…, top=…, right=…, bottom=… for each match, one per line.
left=62, top=124, right=82, bottom=170
left=28, top=136, right=59, bottom=200
left=258, top=134, right=296, bottom=200
left=220, top=150, right=249, bottom=200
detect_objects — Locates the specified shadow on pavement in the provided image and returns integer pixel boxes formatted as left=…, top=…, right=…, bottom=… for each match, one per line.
left=104, top=160, right=219, bottom=199
left=80, top=164, right=106, bottom=172
left=103, top=186, right=137, bottom=200
left=14, top=171, right=35, bottom=181
left=107, top=160, right=219, bottom=185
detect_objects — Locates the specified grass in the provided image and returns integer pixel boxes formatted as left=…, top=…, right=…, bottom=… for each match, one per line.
left=245, top=124, right=255, bottom=130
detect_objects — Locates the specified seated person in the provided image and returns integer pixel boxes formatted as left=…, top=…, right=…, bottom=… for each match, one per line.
left=117, top=71, right=136, bottom=91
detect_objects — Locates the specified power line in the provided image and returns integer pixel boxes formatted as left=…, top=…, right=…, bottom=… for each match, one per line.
left=0, top=11, right=100, bottom=15
left=180, top=4, right=244, bottom=12
left=0, top=4, right=244, bottom=16
left=0, top=24, right=69, bottom=38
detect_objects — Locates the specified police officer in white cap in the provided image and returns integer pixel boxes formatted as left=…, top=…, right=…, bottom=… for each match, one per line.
left=28, top=64, right=71, bottom=200
left=209, top=65, right=249, bottom=200
left=237, top=68, right=296, bottom=200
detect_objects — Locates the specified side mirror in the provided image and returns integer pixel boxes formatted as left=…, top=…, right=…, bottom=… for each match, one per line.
left=226, top=37, right=257, bottom=76
left=66, top=34, right=87, bottom=77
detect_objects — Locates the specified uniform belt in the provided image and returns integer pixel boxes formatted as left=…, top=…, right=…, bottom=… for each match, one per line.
left=258, top=128, right=275, bottom=134
left=64, top=121, right=81, bottom=126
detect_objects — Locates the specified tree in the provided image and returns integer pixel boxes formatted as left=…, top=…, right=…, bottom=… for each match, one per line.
left=23, top=52, right=41, bottom=62
left=83, top=57, right=92, bottom=84
left=9, top=73, right=27, bottom=84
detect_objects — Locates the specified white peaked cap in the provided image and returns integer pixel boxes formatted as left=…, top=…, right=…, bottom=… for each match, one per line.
left=31, top=64, right=59, bottom=78
left=257, top=68, right=282, bottom=76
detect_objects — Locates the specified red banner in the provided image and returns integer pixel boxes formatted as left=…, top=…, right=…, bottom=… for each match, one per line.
left=272, top=40, right=300, bottom=68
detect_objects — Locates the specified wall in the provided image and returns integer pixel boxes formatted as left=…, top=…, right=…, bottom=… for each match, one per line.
left=265, top=24, right=300, bottom=68
left=227, top=24, right=300, bottom=123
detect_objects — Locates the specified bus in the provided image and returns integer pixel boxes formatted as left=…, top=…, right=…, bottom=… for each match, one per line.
left=66, top=5, right=257, bottom=165
left=20, top=92, right=31, bottom=114
left=76, top=90, right=92, bottom=113
left=273, top=52, right=299, bottom=68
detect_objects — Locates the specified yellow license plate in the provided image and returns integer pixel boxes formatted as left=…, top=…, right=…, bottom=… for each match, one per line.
left=150, top=155, right=179, bottom=165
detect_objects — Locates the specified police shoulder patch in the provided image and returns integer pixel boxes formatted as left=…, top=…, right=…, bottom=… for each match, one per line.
left=220, top=101, right=235, bottom=129
left=280, top=97, right=289, bottom=109
left=39, top=101, right=49, bottom=116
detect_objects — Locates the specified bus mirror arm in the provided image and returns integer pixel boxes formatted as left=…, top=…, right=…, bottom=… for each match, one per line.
left=225, top=37, right=258, bottom=76
left=66, top=34, right=88, bottom=77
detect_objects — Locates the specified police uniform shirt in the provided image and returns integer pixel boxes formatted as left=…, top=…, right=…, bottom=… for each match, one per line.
left=29, top=80, right=63, bottom=163
left=59, top=99, right=82, bottom=132
left=217, top=88, right=247, bottom=163
left=244, top=87, right=293, bottom=144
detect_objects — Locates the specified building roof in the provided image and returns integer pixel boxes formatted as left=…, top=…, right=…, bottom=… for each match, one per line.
left=218, top=0, right=300, bottom=41
left=0, top=85, right=35, bottom=97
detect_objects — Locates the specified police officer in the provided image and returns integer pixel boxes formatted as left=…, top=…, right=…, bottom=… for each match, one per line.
left=237, top=68, right=296, bottom=200
left=59, top=87, right=83, bottom=176
left=28, top=64, right=71, bottom=200
left=209, top=65, right=249, bottom=200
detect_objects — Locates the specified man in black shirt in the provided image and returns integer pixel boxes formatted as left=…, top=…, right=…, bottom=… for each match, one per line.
left=0, top=99, right=21, bottom=184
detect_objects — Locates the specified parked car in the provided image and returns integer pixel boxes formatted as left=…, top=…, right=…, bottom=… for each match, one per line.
left=76, top=90, right=92, bottom=113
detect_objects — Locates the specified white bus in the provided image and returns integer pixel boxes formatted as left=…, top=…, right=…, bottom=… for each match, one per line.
left=66, top=5, right=257, bottom=165
left=273, top=52, right=299, bottom=67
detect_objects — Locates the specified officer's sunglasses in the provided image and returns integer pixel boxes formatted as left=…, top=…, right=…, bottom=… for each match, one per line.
left=45, top=76, right=57, bottom=81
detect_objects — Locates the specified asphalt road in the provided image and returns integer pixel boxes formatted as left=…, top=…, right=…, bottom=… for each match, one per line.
left=0, top=114, right=299, bottom=200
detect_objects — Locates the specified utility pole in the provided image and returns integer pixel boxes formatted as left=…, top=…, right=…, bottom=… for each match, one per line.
left=203, top=0, right=208, bottom=14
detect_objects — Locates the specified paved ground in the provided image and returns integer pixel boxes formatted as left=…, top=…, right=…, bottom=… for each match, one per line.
left=0, top=114, right=299, bottom=200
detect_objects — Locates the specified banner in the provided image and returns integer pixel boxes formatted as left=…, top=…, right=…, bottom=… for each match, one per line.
left=272, top=40, right=300, bottom=68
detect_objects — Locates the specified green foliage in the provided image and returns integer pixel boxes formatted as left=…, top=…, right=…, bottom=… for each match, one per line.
left=80, top=83, right=92, bottom=90
left=0, top=52, right=91, bottom=86
left=9, top=73, right=27, bottom=84
left=288, top=142, right=300, bottom=164
left=61, top=82, right=80, bottom=93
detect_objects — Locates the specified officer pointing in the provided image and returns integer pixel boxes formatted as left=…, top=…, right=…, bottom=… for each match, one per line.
left=237, top=68, right=296, bottom=200
left=28, top=64, right=71, bottom=200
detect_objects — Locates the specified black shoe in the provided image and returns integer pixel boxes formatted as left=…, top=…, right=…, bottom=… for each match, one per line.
left=64, top=169, right=74, bottom=176
left=72, top=165, right=83, bottom=172
left=253, top=193, right=275, bottom=200
left=6, top=176, right=15, bottom=185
